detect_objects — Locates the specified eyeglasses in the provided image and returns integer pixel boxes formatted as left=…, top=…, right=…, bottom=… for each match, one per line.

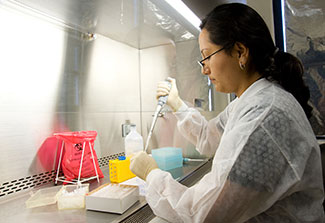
left=197, top=47, right=225, bottom=68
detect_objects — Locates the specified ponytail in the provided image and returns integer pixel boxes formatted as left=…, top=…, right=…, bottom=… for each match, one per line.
left=263, top=50, right=312, bottom=119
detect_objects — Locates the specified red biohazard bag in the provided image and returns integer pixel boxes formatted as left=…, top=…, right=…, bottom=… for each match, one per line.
left=54, top=131, right=104, bottom=183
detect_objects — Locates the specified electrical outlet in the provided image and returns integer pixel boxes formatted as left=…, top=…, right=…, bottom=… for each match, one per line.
left=122, top=121, right=132, bottom=137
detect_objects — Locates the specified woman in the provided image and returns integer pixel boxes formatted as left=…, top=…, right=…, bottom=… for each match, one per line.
left=130, top=3, right=324, bottom=222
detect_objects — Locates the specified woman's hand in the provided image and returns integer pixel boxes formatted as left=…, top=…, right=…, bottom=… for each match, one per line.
left=156, top=77, right=183, bottom=112
left=130, top=151, right=158, bottom=181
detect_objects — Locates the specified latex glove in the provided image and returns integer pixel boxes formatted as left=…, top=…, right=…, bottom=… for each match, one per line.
left=156, top=77, right=184, bottom=112
left=130, top=151, right=158, bottom=181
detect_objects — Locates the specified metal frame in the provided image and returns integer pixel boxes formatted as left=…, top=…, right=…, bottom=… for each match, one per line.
left=55, top=140, right=100, bottom=185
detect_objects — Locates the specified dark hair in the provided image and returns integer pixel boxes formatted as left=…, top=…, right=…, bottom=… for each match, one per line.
left=200, top=3, right=312, bottom=118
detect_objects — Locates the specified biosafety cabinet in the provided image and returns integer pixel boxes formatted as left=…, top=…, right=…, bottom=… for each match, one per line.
left=0, top=0, right=229, bottom=199
left=0, top=0, right=284, bottom=222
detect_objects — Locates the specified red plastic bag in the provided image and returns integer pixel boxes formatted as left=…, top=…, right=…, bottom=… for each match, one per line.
left=54, top=131, right=104, bottom=182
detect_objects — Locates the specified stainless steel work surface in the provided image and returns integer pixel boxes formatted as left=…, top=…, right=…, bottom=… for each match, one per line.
left=0, top=160, right=211, bottom=223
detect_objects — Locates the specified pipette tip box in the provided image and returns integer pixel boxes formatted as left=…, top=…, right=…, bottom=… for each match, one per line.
left=152, top=147, right=183, bottom=171
left=85, top=183, right=139, bottom=214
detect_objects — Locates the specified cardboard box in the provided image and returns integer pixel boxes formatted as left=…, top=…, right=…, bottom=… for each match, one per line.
left=85, top=183, right=139, bottom=214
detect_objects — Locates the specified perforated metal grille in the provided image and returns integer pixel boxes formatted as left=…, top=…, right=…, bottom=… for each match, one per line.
left=119, top=205, right=155, bottom=223
left=98, top=152, right=124, bottom=167
left=0, top=152, right=124, bottom=198
left=0, top=170, right=57, bottom=198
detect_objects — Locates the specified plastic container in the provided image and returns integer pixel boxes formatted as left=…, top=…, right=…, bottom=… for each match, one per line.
left=109, top=156, right=136, bottom=183
left=124, top=124, right=143, bottom=157
left=86, top=183, right=139, bottom=214
left=56, top=184, right=89, bottom=210
left=25, top=186, right=63, bottom=208
left=152, top=147, right=183, bottom=171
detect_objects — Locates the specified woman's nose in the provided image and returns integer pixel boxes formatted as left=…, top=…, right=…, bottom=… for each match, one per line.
left=201, top=65, right=210, bottom=75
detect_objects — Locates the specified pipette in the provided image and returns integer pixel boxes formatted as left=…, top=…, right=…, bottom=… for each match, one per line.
left=183, top=158, right=208, bottom=162
left=144, top=81, right=171, bottom=152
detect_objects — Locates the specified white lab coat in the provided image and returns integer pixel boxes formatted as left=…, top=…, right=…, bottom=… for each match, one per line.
left=145, top=78, right=325, bottom=223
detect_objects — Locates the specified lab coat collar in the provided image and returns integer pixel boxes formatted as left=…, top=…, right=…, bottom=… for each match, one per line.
left=237, top=78, right=270, bottom=101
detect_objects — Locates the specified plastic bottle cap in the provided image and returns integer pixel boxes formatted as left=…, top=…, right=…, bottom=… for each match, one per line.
left=118, top=156, right=126, bottom=160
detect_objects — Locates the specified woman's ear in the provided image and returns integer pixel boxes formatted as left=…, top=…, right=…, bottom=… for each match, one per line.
left=234, top=42, right=249, bottom=63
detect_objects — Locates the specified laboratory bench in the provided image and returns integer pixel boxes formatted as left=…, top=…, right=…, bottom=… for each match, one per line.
left=0, top=159, right=212, bottom=223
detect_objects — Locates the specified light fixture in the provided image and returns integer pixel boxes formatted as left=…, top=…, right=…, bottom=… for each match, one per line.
left=150, top=0, right=201, bottom=36
left=163, top=0, right=201, bottom=31
left=281, top=0, right=287, bottom=52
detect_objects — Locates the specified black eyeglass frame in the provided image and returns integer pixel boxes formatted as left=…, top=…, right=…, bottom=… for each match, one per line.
left=197, top=47, right=225, bottom=68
